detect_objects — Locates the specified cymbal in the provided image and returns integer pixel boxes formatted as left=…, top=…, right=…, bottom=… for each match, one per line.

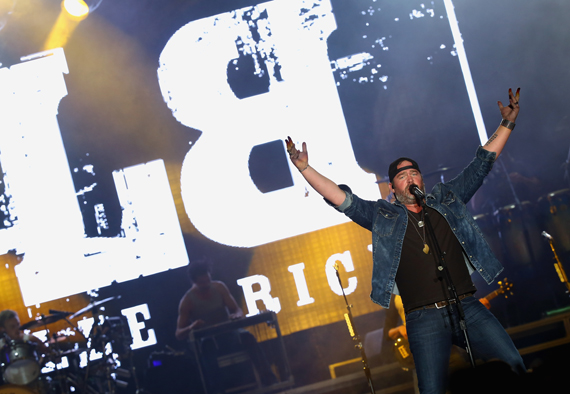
left=423, top=166, right=455, bottom=178
left=375, top=177, right=390, bottom=184
left=48, top=334, right=86, bottom=345
left=46, top=347, right=88, bottom=361
left=70, top=296, right=120, bottom=319
left=58, top=348, right=87, bottom=357
left=20, top=314, right=67, bottom=330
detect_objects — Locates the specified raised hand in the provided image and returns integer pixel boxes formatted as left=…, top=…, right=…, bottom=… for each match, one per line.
left=498, top=87, right=520, bottom=122
left=284, top=137, right=347, bottom=205
left=285, top=136, right=309, bottom=172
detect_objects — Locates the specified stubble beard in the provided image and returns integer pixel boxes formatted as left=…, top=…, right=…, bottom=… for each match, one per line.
left=394, top=184, right=425, bottom=205
left=394, top=189, right=415, bottom=205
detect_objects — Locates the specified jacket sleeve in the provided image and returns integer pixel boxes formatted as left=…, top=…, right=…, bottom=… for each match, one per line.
left=325, top=184, right=377, bottom=232
left=444, top=146, right=496, bottom=204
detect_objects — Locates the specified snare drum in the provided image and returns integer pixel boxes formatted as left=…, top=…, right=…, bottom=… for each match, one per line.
left=1, top=340, right=41, bottom=385
left=0, top=385, right=36, bottom=394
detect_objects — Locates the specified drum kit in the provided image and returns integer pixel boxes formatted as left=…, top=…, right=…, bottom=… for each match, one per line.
left=0, top=296, right=137, bottom=394
left=422, top=163, right=570, bottom=269
left=473, top=188, right=570, bottom=268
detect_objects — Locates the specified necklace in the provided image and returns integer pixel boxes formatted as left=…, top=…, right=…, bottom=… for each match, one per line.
left=408, top=210, right=429, bottom=254
left=408, top=210, right=424, bottom=227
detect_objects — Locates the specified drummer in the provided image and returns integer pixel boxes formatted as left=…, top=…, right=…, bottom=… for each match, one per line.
left=0, top=310, right=49, bottom=354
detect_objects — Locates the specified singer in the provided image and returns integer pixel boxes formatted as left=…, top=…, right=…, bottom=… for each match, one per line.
left=285, top=88, right=525, bottom=393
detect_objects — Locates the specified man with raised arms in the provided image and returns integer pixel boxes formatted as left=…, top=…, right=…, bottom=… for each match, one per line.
left=285, top=88, right=525, bottom=393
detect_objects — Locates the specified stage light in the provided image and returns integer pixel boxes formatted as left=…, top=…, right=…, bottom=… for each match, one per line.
left=62, top=0, right=102, bottom=19
left=63, top=0, right=89, bottom=19
left=43, top=0, right=102, bottom=49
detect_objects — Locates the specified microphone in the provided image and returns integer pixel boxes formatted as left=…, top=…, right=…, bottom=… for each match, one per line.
left=541, top=231, right=553, bottom=240
left=409, top=184, right=425, bottom=200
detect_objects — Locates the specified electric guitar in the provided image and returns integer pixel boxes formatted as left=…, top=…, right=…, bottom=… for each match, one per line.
left=392, top=279, right=514, bottom=370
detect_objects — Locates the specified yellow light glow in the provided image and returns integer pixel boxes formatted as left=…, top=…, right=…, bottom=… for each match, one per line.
left=43, top=11, right=82, bottom=50
left=63, top=0, right=90, bottom=19
left=43, top=1, right=90, bottom=50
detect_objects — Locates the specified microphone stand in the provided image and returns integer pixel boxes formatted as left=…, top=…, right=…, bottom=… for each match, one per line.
left=411, top=187, right=476, bottom=368
left=542, top=232, right=570, bottom=294
left=333, top=264, right=376, bottom=394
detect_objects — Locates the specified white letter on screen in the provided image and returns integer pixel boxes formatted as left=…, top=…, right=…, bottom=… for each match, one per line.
left=288, top=263, right=314, bottom=306
left=121, top=304, right=157, bottom=350
left=237, top=275, right=281, bottom=316
left=0, top=50, right=188, bottom=306
left=325, top=251, right=357, bottom=296
left=157, top=0, right=380, bottom=247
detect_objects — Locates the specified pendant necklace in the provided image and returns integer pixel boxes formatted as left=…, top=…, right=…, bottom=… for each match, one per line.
left=408, top=210, right=430, bottom=254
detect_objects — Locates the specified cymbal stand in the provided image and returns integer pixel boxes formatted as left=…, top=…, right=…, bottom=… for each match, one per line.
left=108, top=315, right=153, bottom=394
left=125, top=348, right=153, bottom=394
left=81, top=306, right=113, bottom=394
left=81, top=317, right=96, bottom=394
left=29, top=322, right=68, bottom=394
left=57, top=316, right=90, bottom=394
left=497, top=157, right=536, bottom=262
left=333, top=264, right=376, bottom=394
left=48, top=330, right=73, bottom=394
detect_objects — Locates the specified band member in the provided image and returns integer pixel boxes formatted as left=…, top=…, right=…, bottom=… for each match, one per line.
left=0, top=309, right=48, bottom=353
left=176, top=260, right=276, bottom=392
left=285, top=88, right=526, bottom=393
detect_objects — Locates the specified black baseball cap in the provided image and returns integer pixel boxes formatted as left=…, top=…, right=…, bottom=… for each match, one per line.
left=388, top=157, right=421, bottom=183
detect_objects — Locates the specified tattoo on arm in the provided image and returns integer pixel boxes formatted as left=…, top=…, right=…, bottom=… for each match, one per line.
left=485, top=133, right=498, bottom=146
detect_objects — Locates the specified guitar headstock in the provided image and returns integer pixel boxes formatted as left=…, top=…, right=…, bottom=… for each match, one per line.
left=497, top=278, right=514, bottom=298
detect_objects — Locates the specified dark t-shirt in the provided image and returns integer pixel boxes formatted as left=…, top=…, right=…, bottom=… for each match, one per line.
left=395, top=207, right=476, bottom=313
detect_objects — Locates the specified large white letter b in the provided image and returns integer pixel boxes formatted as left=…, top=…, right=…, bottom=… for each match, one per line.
left=157, top=0, right=380, bottom=247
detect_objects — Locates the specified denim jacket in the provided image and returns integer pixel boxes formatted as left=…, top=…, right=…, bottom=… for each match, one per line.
left=334, top=147, right=503, bottom=308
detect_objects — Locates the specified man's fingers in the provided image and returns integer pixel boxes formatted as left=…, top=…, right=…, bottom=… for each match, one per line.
left=285, top=136, right=295, bottom=153
left=508, top=88, right=520, bottom=106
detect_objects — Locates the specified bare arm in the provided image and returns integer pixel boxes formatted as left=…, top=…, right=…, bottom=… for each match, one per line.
left=285, top=137, right=347, bottom=206
left=175, top=293, right=204, bottom=340
left=28, top=334, right=49, bottom=355
left=483, top=88, right=520, bottom=158
left=215, top=281, right=244, bottom=319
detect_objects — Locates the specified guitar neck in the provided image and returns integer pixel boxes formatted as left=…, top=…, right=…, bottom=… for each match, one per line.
left=484, top=289, right=501, bottom=302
